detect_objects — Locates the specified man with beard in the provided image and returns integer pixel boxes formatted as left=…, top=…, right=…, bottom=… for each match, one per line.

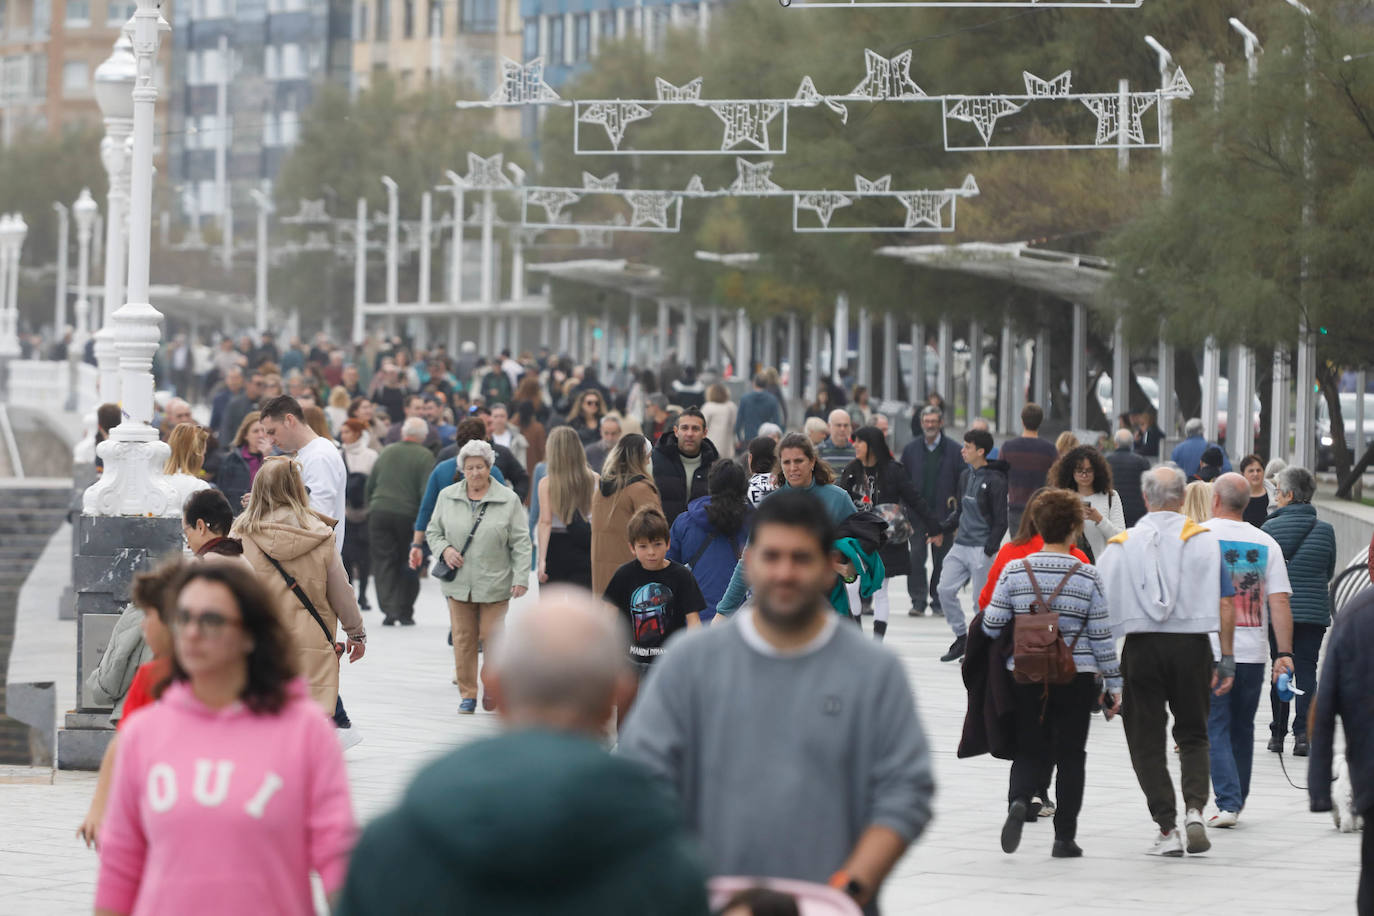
left=619, top=490, right=935, bottom=915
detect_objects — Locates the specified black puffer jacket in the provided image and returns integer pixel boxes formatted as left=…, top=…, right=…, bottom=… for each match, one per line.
left=1310, top=586, right=1374, bottom=814
left=651, top=431, right=720, bottom=525
left=836, top=459, right=940, bottom=578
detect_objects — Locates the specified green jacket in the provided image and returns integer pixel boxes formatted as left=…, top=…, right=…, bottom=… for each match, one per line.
left=426, top=477, right=531, bottom=602
left=365, top=440, right=436, bottom=518
left=1262, top=502, right=1337, bottom=627
left=336, top=730, right=710, bottom=916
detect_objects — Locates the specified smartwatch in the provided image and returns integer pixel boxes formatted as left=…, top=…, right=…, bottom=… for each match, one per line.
left=828, top=870, right=868, bottom=901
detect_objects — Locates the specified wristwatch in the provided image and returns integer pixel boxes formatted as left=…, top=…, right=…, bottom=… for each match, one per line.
left=828, top=870, right=867, bottom=901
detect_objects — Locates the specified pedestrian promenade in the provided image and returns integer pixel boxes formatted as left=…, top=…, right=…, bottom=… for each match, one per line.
left=0, top=524, right=1360, bottom=914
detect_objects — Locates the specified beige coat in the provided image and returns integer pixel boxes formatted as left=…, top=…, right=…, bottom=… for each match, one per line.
left=701, top=400, right=738, bottom=460
left=239, top=506, right=364, bottom=714
left=590, top=478, right=661, bottom=595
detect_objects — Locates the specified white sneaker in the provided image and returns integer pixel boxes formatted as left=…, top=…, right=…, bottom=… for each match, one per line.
left=1184, top=809, right=1211, bottom=853
left=1209, top=810, right=1239, bottom=829
left=1146, top=828, right=1184, bottom=857
left=337, top=726, right=363, bottom=751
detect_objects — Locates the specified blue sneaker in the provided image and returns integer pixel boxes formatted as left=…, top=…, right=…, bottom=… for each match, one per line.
left=458, top=698, right=477, bottom=714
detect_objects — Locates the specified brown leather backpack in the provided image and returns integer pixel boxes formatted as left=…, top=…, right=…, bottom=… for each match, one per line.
left=1012, top=559, right=1084, bottom=687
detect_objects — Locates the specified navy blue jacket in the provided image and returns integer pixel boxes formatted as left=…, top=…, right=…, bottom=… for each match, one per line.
left=1263, top=502, right=1338, bottom=627
left=900, top=433, right=965, bottom=526
left=666, top=495, right=749, bottom=622
left=1309, top=586, right=1374, bottom=814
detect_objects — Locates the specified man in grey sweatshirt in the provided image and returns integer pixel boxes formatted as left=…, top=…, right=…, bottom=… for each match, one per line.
left=619, top=490, right=935, bottom=915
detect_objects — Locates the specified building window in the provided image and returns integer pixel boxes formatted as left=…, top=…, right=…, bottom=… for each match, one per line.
left=280, top=42, right=303, bottom=78
left=34, top=0, right=51, bottom=36
left=375, top=0, right=389, bottom=40
left=356, top=2, right=368, bottom=39
left=573, top=13, right=589, bottom=62
left=279, top=109, right=299, bottom=145
left=106, top=0, right=135, bottom=25
left=264, top=44, right=279, bottom=79
left=427, top=0, right=440, bottom=35
left=522, top=19, right=537, bottom=60
left=65, top=0, right=91, bottom=26
left=600, top=9, right=616, bottom=39
left=458, top=0, right=494, bottom=33
left=61, top=59, right=88, bottom=94
left=548, top=14, right=563, bottom=64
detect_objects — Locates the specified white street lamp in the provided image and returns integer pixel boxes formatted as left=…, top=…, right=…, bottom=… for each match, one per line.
left=381, top=176, right=399, bottom=335
left=92, top=31, right=136, bottom=403
left=83, top=0, right=178, bottom=518
left=72, top=189, right=98, bottom=347
left=53, top=202, right=69, bottom=337
left=248, top=185, right=273, bottom=330
left=0, top=215, right=19, bottom=357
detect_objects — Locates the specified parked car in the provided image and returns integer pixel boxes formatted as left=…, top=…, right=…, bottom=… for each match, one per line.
left=1316, top=392, right=1374, bottom=470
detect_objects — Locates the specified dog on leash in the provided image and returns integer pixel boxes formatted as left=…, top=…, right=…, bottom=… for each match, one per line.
left=1332, top=755, right=1364, bottom=833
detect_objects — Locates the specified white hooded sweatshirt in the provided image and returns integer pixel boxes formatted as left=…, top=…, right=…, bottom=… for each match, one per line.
left=1098, top=510, right=1227, bottom=639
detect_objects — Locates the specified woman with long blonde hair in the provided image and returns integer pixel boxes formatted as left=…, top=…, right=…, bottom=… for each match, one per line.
left=1182, top=480, right=1214, bottom=525
left=590, top=433, right=661, bottom=594
left=233, top=457, right=366, bottom=715
left=537, top=427, right=597, bottom=589
left=163, top=422, right=211, bottom=508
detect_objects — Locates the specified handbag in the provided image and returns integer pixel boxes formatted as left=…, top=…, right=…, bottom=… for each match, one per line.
left=262, top=553, right=336, bottom=650
left=852, top=467, right=913, bottom=545
left=1012, top=560, right=1084, bottom=687
left=432, top=501, right=490, bottom=582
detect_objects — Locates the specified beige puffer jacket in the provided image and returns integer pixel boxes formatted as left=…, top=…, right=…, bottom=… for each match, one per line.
left=238, top=506, right=364, bottom=714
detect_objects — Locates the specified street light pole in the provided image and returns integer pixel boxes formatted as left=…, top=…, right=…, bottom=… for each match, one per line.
left=249, top=184, right=272, bottom=331
left=92, top=32, right=135, bottom=403
left=72, top=189, right=98, bottom=348
left=83, top=0, right=178, bottom=518
left=0, top=216, right=22, bottom=358
left=382, top=176, right=399, bottom=336
left=53, top=202, right=69, bottom=338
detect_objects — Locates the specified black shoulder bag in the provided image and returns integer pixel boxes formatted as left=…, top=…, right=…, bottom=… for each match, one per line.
left=262, top=553, right=335, bottom=649
left=432, top=502, right=490, bottom=582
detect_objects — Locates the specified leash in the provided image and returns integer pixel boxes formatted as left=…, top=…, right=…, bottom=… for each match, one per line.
left=1276, top=750, right=1308, bottom=792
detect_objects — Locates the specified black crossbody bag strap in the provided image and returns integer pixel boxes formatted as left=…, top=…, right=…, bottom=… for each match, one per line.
left=263, top=553, right=334, bottom=648
left=458, top=502, right=491, bottom=557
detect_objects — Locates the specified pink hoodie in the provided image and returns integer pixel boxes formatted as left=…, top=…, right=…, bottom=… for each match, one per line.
left=96, top=678, right=355, bottom=916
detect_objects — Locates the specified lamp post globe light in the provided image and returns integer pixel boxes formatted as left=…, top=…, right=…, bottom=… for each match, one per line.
left=72, top=188, right=98, bottom=346
left=83, top=0, right=178, bottom=518
left=92, top=31, right=136, bottom=404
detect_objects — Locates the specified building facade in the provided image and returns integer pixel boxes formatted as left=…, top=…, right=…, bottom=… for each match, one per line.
left=166, top=0, right=351, bottom=225
left=518, top=0, right=711, bottom=90
left=0, top=0, right=171, bottom=145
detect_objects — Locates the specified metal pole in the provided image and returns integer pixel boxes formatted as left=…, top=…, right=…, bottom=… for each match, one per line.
left=511, top=230, right=525, bottom=301
left=1113, top=317, right=1130, bottom=427
left=600, top=305, right=611, bottom=380
left=53, top=202, right=68, bottom=335
left=627, top=299, right=641, bottom=368
left=856, top=307, right=871, bottom=388
left=734, top=307, right=749, bottom=378
left=1271, top=349, right=1289, bottom=461
left=479, top=189, right=494, bottom=310
left=73, top=195, right=96, bottom=345
left=250, top=187, right=270, bottom=330
left=998, top=320, right=1014, bottom=432
left=419, top=190, right=432, bottom=309
left=1202, top=339, right=1220, bottom=443
left=786, top=312, right=801, bottom=403
left=761, top=316, right=775, bottom=370
left=911, top=321, right=925, bottom=405
left=445, top=176, right=464, bottom=306
left=831, top=293, right=848, bottom=382
left=1070, top=304, right=1086, bottom=430
left=681, top=300, right=695, bottom=366
left=352, top=198, right=366, bottom=345
left=1034, top=329, right=1051, bottom=410
left=1157, top=334, right=1175, bottom=438
left=708, top=307, right=720, bottom=370
left=882, top=312, right=897, bottom=402
left=657, top=299, right=669, bottom=365
left=937, top=317, right=953, bottom=406
left=808, top=315, right=821, bottom=402
left=382, top=176, right=398, bottom=336
left=968, top=319, right=983, bottom=424
left=1117, top=78, right=1130, bottom=172
left=217, top=34, right=231, bottom=272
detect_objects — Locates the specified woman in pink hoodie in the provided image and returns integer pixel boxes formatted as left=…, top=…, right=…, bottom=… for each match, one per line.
left=95, top=562, right=356, bottom=916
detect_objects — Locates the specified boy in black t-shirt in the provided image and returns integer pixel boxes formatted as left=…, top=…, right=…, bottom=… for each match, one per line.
left=603, top=506, right=706, bottom=675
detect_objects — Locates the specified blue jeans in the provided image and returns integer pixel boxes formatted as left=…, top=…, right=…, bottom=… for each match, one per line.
left=1207, top=662, right=1265, bottom=812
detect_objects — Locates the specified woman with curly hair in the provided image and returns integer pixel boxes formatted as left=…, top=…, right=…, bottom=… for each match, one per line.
left=1048, top=445, right=1123, bottom=561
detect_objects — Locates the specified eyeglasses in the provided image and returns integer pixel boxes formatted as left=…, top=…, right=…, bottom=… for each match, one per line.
left=1073, top=466, right=1094, bottom=476
left=174, top=610, right=241, bottom=637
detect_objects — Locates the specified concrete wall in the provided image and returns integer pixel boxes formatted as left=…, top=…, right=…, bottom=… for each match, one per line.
left=1315, top=496, right=1374, bottom=572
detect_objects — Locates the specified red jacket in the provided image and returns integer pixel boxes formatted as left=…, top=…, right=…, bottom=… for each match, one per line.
left=978, top=536, right=1091, bottom=611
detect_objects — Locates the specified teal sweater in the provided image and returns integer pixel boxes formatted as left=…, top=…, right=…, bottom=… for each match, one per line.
left=716, top=480, right=857, bottom=616
left=829, top=536, right=886, bottom=617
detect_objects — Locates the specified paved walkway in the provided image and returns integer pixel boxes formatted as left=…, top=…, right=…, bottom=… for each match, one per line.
left=0, top=527, right=1361, bottom=914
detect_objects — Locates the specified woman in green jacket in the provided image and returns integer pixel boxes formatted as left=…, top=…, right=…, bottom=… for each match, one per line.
left=1261, top=465, right=1337, bottom=756
left=427, top=439, right=532, bottom=715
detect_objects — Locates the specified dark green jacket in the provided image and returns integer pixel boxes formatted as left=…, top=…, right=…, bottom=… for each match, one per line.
left=364, top=440, right=435, bottom=519
left=336, top=730, right=710, bottom=916
left=1262, top=502, right=1337, bottom=627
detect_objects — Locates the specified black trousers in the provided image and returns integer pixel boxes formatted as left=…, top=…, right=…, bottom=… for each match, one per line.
left=1008, top=673, right=1099, bottom=842
left=342, top=517, right=371, bottom=604
left=1269, top=621, right=1326, bottom=741
left=369, top=510, right=420, bottom=623
left=1362, top=809, right=1374, bottom=916
left=907, top=536, right=953, bottom=610
left=1121, top=633, right=1213, bottom=832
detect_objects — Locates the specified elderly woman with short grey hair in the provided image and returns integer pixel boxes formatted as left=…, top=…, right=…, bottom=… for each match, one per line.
left=427, top=439, right=532, bottom=715
left=1261, top=466, right=1337, bottom=756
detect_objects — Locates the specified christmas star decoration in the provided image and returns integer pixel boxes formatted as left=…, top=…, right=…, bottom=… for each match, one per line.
left=489, top=57, right=560, bottom=105
left=1081, top=93, right=1156, bottom=146
left=628, top=191, right=676, bottom=228
left=710, top=102, right=784, bottom=151
left=579, top=101, right=653, bottom=150
left=855, top=174, right=891, bottom=193
left=1163, top=67, right=1193, bottom=99
left=795, top=76, right=849, bottom=122
left=960, top=174, right=980, bottom=195
left=655, top=77, right=703, bottom=101
left=1023, top=70, right=1072, bottom=98
left=729, top=158, right=782, bottom=194
left=851, top=49, right=925, bottom=100
left=581, top=171, right=620, bottom=190
left=796, top=192, right=852, bottom=228
left=527, top=189, right=581, bottom=224
left=684, top=175, right=706, bottom=194
left=898, top=192, right=952, bottom=229
left=462, top=152, right=513, bottom=189
left=946, top=96, right=1026, bottom=146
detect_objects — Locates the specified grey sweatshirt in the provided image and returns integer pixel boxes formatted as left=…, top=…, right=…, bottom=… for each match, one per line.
left=618, top=611, right=935, bottom=912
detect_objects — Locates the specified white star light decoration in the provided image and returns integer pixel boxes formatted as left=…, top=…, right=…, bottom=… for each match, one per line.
left=946, top=97, right=1026, bottom=146
left=462, top=153, right=514, bottom=190
left=796, top=192, right=852, bottom=228
left=455, top=57, right=562, bottom=107
left=577, top=101, right=653, bottom=149
left=729, top=159, right=782, bottom=194
left=713, top=103, right=785, bottom=151
left=527, top=189, right=581, bottom=224
left=628, top=191, right=678, bottom=228
left=851, top=50, right=926, bottom=100
left=1080, top=93, right=1157, bottom=146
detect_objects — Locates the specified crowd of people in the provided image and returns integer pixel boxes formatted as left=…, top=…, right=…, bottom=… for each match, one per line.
left=73, top=329, right=1373, bottom=914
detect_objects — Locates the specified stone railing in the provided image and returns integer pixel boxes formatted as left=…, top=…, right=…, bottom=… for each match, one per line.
left=6, top=359, right=98, bottom=413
